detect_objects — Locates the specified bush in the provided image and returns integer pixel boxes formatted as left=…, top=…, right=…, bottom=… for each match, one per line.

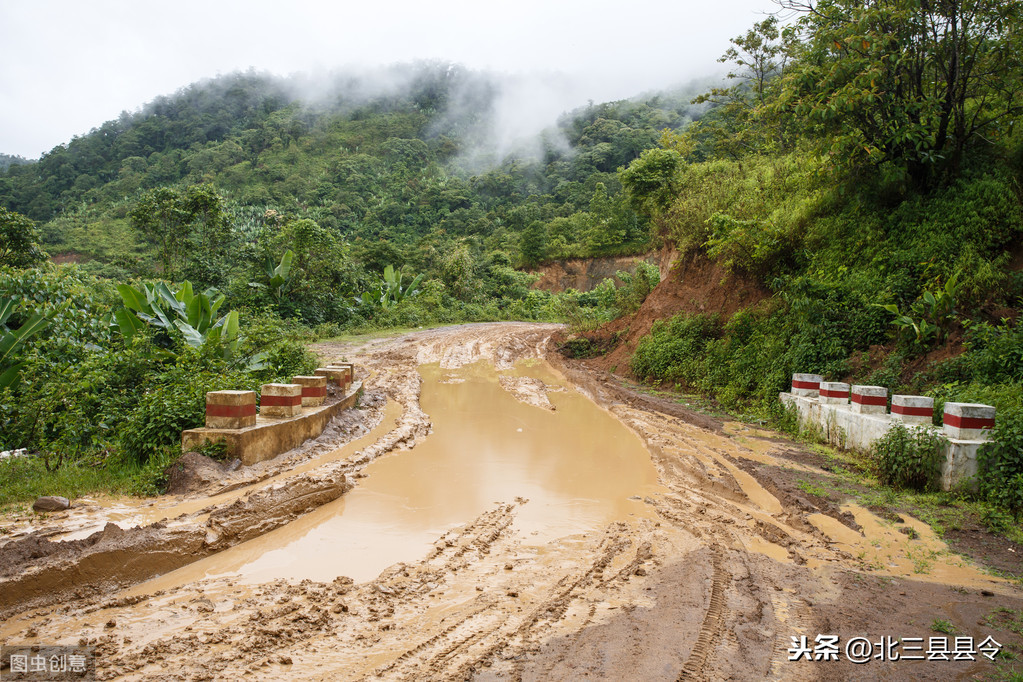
left=978, top=404, right=1023, bottom=520
left=872, top=423, right=945, bottom=491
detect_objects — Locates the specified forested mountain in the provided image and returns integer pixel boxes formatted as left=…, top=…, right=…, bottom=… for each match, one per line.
left=0, top=154, right=33, bottom=173
left=0, top=64, right=703, bottom=257
left=0, top=63, right=712, bottom=331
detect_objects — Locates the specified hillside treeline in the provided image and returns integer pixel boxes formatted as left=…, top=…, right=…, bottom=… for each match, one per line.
left=620, top=0, right=1023, bottom=516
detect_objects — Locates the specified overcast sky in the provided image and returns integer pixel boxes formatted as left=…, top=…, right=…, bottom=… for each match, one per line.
left=0, top=0, right=774, bottom=159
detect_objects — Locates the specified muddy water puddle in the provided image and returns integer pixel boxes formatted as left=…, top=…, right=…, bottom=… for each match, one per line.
left=131, top=360, right=665, bottom=591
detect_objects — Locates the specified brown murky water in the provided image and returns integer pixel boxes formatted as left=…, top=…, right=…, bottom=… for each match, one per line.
left=130, top=360, right=665, bottom=591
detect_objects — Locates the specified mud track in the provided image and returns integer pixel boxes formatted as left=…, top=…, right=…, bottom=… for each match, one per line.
left=1, top=322, right=1021, bottom=681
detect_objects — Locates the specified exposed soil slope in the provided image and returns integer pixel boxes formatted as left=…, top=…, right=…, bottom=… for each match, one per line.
left=577, top=250, right=769, bottom=377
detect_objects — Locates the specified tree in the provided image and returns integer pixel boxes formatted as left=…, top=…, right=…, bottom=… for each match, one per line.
left=129, top=187, right=193, bottom=275
left=619, top=148, right=681, bottom=218
left=519, top=221, right=550, bottom=266
left=0, top=208, right=47, bottom=269
left=775, top=0, right=1023, bottom=186
left=128, top=184, right=231, bottom=276
left=694, top=16, right=799, bottom=156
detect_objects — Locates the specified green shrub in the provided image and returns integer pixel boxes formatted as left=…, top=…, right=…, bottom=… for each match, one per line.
left=978, top=404, right=1023, bottom=520
left=872, top=423, right=944, bottom=491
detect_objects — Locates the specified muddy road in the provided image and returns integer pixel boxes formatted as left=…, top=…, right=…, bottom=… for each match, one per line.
left=1, top=323, right=1020, bottom=681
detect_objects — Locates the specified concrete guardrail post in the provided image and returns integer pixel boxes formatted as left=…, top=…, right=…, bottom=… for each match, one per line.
left=819, top=381, right=850, bottom=405
left=791, top=373, right=822, bottom=397
left=851, top=385, right=888, bottom=415
left=205, top=390, right=257, bottom=429
left=942, top=402, right=996, bottom=440
left=260, top=383, right=303, bottom=418
left=314, top=367, right=348, bottom=388
left=890, top=395, right=934, bottom=426
left=293, top=375, right=328, bottom=407
left=328, top=363, right=354, bottom=389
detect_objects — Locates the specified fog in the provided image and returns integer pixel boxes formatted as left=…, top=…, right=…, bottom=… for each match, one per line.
left=0, top=0, right=773, bottom=160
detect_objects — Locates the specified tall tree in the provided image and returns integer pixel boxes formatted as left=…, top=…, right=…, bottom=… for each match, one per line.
left=775, top=0, right=1023, bottom=186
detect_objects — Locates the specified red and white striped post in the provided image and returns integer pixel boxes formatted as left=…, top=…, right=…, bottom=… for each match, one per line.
left=791, top=374, right=822, bottom=397
left=850, top=385, right=888, bottom=415
left=205, top=390, right=257, bottom=429
left=328, top=363, right=354, bottom=390
left=819, top=382, right=850, bottom=405
left=890, top=395, right=934, bottom=426
left=293, top=375, right=328, bottom=407
left=942, top=402, right=996, bottom=440
left=314, top=367, right=347, bottom=388
left=260, top=383, right=303, bottom=418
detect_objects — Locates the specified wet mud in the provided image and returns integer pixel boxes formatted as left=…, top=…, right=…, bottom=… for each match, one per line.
left=1, top=322, right=1020, bottom=680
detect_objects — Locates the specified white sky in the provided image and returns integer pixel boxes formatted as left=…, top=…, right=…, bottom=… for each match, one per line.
left=0, top=0, right=774, bottom=159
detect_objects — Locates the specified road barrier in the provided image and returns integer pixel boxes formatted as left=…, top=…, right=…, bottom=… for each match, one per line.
left=183, top=365, right=361, bottom=466
left=781, top=373, right=995, bottom=491
left=293, top=375, right=328, bottom=407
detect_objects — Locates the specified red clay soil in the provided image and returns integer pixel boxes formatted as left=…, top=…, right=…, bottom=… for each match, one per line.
left=575, top=249, right=770, bottom=376
left=530, top=253, right=663, bottom=293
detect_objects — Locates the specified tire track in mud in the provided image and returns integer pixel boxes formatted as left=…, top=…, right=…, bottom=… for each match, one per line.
left=677, top=545, right=729, bottom=681
left=367, top=523, right=646, bottom=681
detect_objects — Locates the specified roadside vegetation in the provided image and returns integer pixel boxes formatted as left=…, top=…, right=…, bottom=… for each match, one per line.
left=617, top=0, right=1023, bottom=533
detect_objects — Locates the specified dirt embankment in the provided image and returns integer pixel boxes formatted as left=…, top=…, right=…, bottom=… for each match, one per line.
left=529, top=252, right=669, bottom=293
left=0, top=323, right=1020, bottom=681
left=571, top=250, right=769, bottom=377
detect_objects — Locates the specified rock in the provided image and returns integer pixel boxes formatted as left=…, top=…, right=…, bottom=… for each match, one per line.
left=164, top=452, right=227, bottom=495
left=32, top=496, right=70, bottom=512
left=226, top=458, right=242, bottom=472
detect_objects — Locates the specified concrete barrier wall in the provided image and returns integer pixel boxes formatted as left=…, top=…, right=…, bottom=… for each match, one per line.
left=182, top=364, right=362, bottom=466
left=183, top=382, right=362, bottom=466
left=780, top=376, right=994, bottom=491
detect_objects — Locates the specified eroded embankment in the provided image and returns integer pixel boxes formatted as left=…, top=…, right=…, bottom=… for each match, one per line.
left=0, top=323, right=1019, bottom=682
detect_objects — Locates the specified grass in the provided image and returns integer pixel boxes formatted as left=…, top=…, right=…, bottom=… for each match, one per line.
left=796, top=478, right=830, bottom=498
left=931, top=618, right=957, bottom=634
left=986, top=608, right=1023, bottom=636
left=0, top=451, right=172, bottom=515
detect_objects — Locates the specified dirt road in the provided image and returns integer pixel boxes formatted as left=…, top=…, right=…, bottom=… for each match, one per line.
left=1, top=323, right=1020, bottom=680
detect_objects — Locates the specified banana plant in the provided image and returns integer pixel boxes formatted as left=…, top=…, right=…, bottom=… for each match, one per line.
left=114, top=281, right=244, bottom=362
left=355, top=265, right=424, bottom=310
left=248, top=249, right=294, bottom=301
left=0, top=297, right=56, bottom=388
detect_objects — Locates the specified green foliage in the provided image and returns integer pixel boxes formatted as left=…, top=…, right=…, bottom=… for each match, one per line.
left=115, top=279, right=247, bottom=364
left=961, top=321, right=1023, bottom=384
left=0, top=297, right=55, bottom=388
left=129, top=184, right=230, bottom=276
left=248, top=249, right=294, bottom=301
left=704, top=212, right=795, bottom=276
left=774, top=0, right=1023, bottom=185
left=356, top=265, right=424, bottom=311
left=119, top=358, right=252, bottom=464
left=0, top=208, right=47, bottom=268
left=619, top=148, right=681, bottom=217
left=872, top=423, right=944, bottom=491
left=877, top=272, right=960, bottom=347
left=693, top=15, right=799, bottom=156
left=978, top=404, right=1023, bottom=520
